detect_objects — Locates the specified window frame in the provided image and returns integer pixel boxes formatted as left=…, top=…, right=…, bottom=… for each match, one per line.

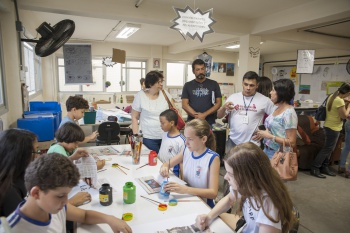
left=0, top=24, right=8, bottom=115
left=57, top=57, right=147, bottom=93
left=165, top=60, right=195, bottom=88
left=23, top=42, right=42, bottom=97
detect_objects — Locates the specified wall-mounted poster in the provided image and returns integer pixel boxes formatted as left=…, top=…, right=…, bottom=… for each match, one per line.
left=218, top=63, right=226, bottom=73
left=226, top=63, right=234, bottom=76
left=212, top=62, right=219, bottom=72
left=296, top=50, right=315, bottom=74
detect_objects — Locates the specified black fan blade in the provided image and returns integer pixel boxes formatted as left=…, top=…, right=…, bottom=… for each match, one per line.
left=35, top=19, right=75, bottom=57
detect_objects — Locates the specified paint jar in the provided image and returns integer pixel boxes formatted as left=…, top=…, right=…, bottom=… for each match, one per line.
left=148, top=150, right=157, bottom=166
left=99, top=183, right=113, bottom=206
left=123, top=182, right=136, bottom=204
left=159, top=180, right=170, bottom=196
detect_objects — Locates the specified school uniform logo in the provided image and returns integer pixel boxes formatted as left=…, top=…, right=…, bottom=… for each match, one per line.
left=196, top=166, right=202, bottom=178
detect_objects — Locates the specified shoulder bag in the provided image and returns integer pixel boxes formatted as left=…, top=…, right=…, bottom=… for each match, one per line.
left=270, top=138, right=298, bottom=181
left=315, top=95, right=329, bottom=121
left=161, top=90, right=186, bottom=130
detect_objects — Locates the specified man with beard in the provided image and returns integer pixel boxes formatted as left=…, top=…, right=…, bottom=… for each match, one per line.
left=181, top=59, right=222, bottom=126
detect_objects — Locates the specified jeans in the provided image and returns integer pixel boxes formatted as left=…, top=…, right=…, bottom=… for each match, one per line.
left=312, top=127, right=340, bottom=169
left=339, top=120, right=350, bottom=168
left=263, top=146, right=277, bottom=159
left=142, top=138, right=162, bottom=154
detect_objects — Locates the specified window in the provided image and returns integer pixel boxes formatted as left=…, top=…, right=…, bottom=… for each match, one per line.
left=166, top=62, right=195, bottom=87
left=58, top=58, right=146, bottom=92
left=0, top=25, right=7, bottom=114
left=23, top=42, right=42, bottom=95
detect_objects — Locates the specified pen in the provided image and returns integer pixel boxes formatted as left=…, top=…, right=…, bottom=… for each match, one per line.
left=97, top=169, right=107, bottom=173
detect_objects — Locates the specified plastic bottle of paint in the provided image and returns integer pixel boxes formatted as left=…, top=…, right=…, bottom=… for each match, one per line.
left=148, top=150, right=157, bottom=166
left=123, top=182, right=136, bottom=204
left=99, top=183, right=113, bottom=206
left=159, top=180, right=170, bottom=196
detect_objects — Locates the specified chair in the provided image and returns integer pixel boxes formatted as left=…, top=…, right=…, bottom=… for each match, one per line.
left=96, top=121, right=120, bottom=146
left=120, top=127, right=133, bottom=144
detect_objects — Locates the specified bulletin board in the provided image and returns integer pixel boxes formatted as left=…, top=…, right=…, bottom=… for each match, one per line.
left=271, top=63, right=350, bottom=102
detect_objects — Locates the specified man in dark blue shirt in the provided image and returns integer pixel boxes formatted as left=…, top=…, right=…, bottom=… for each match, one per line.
left=181, top=59, right=222, bottom=126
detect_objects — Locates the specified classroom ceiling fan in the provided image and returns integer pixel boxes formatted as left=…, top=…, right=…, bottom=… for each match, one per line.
left=22, top=20, right=75, bottom=57
left=14, top=0, right=75, bottom=57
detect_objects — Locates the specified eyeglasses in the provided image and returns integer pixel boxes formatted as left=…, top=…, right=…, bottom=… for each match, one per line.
left=32, top=150, right=41, bottom=155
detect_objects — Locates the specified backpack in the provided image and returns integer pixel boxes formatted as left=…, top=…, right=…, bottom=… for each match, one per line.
left=315, top=95, right=329, bottom=121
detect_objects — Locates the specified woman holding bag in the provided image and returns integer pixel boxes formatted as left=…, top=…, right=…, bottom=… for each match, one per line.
left=256, top=79, right=298, bottom=159
left=310, top=83, right=350, bottom=179
left=131, top=71, right=173, bottom=153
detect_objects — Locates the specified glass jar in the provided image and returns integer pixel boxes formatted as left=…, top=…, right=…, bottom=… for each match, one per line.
left=99, top=183, right=112, bottom=206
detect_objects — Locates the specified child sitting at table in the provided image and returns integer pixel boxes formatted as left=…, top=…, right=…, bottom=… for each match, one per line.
left=0, top=153, right=132, bottom=233
left=195, top=142, right=295, bottom=233
left=158, top=109, right=186, bottom=177
left=59, top=95, right=98, bottom=143
left=159, top=119, right=220, bottom=208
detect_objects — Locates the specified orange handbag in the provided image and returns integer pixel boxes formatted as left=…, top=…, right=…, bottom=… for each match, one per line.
left=270, top=138, right=298, bottom=181
left=161, top=90, right=185, bottom=130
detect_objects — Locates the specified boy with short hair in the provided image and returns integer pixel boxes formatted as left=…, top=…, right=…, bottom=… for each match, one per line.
left=0, top=153, right=132, bottom=233
left=59, top=96, right=98, bottom=143
left=158, top=109, right=186, bottom=177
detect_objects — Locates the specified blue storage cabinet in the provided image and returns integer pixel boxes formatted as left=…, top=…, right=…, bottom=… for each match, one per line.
left=17, top=117, right=55, bottom=141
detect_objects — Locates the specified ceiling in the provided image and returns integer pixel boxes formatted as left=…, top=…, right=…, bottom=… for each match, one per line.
left=16, top=0, right=350, bottom=56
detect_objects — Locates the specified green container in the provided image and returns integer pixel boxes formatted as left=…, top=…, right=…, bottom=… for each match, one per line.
left=84, top=111, right=96, bottom=124
left=123, top=182, right=136, bottom=204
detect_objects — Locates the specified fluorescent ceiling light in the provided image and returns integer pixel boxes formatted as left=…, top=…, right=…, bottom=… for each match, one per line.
left=116, top=24, right=141, bottom=39
left=226, top=44, right=240, bottom=49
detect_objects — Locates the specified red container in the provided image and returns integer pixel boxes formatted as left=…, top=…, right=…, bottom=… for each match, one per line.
left=148, top=151, right=157, bottom=166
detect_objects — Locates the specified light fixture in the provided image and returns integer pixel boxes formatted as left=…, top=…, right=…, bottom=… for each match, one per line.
left=226, top=44, right=240, bottom=49
left=116, top=24, right=141, bottom=39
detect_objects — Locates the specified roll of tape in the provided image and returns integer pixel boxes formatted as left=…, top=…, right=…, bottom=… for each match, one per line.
left=122, top=213, right=133, bottom=221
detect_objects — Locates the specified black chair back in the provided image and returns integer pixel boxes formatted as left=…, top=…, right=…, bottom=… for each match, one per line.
left=97, top=121, right=120, bottom=145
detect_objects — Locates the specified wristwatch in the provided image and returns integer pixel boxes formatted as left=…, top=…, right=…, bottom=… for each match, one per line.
left=272, top=135, right=276, bottom=143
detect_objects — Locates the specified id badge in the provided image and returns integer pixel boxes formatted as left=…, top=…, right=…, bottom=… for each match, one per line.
left=242, top=115, right=249, bottom=124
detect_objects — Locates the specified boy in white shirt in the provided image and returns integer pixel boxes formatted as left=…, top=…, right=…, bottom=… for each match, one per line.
left=158, top=109, right=186, bottom=177
left=0, top=153, right=131, bottom=233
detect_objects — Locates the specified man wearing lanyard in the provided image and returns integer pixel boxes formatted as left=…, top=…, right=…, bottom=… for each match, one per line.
left=217, top=71, right=275, bottom=152
left=182, top=59, right=222, bottom=126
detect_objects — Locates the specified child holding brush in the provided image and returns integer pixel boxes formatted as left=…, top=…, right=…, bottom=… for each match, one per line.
left=158, top=109, right=186, bottom=177
left=159, top=119, right=220, bottom=208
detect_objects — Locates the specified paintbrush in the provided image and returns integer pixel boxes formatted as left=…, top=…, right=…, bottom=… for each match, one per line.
left=177, top=200, right=202, bottom=202
left=167, top=159, right=170, bottom=181
left=115, top=166, right=127, bottom=175
left=136, top=163, right=148, bottom=170
left=140, top=195, right=162, bottom=205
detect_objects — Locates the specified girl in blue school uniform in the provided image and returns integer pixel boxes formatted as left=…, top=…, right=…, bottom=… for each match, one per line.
left=159, top=119, right=220, bottom=208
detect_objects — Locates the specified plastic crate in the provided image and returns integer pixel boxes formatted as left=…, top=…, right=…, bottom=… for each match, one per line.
left=17, top=117, right=55, bottom=141
left=28, top=101, right=62, bottom=132
left=84, top=111, right=96, bottom=124
left=24, top=111, right=60, bottom=133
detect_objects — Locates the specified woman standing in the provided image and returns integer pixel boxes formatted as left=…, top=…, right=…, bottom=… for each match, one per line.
left=0, top=129, right=38, bottom=216
left=257, top=79, right=298, bottom=159
left=131, top=71, right=172, bottom=153
left=311, top=83, right=350, bottom=178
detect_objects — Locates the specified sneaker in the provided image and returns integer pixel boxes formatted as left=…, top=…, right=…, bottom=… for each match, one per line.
left=338, top=167, right=346, bottom=174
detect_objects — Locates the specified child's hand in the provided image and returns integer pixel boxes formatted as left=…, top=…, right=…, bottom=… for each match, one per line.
left=164, top=181, right=186, bottom=194
left=195, top=214, right=209, bottom=231
left=69, top=192, right=91, bottom=206
left=106, top=215, right=132, bottom=233
left=159, top=163, right=170, bottom=178
left=96, top=159, right=105, bottom=170
left=89, top=131, right=98, bottom=141
left=71, top=148, right=89, bottom=161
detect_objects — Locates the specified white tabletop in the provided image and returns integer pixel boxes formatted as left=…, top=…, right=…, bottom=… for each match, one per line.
left=74, top=145, right=234, bottom=233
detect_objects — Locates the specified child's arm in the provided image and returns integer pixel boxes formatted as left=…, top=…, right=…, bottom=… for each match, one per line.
left=80, top=131, right=98, bottom=143
left=66, top=203, right=132, bottom=233
left=69, top=148, right=89, bottom=161
left=164, top=156, right=220, bottom=199
left=159, top=150, right=184, bottom=178
left=195, top=191, right=236, bottom=231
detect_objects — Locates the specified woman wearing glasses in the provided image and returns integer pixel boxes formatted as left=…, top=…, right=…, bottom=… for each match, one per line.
left=0, top=128, right=38, bottom=216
